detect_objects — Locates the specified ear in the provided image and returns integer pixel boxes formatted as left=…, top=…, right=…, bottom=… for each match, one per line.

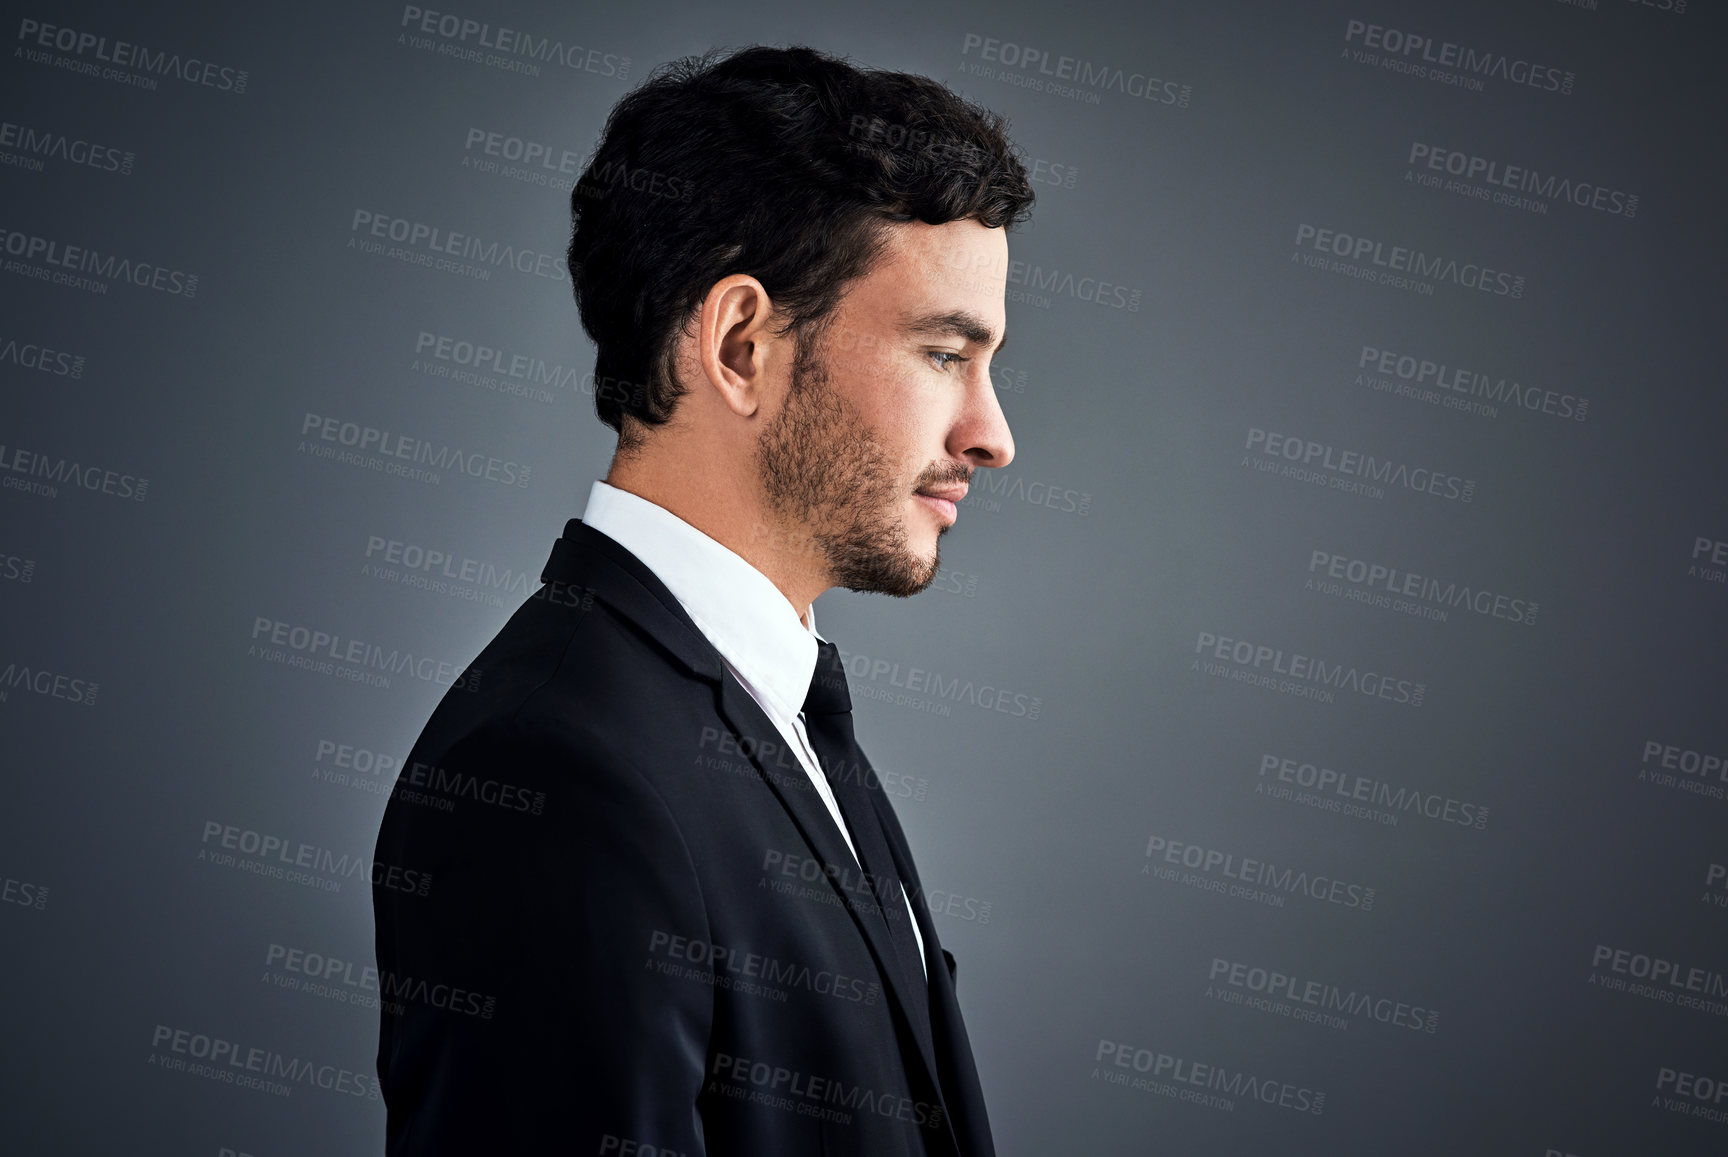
left=696, top=274, right=785, bottom=418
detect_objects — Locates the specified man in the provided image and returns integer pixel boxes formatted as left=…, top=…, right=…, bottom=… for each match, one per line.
left=373, top=45, right=1033, bottom=1156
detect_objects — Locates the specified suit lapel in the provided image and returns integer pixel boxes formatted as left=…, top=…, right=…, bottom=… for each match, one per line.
left=712, top=679, right=949, bottom=1103
left=822, top=762, right=942, bottom=1056
left=541, top=518, right=956, bottom=1140
left=869, top=787, right=992, bottom=1156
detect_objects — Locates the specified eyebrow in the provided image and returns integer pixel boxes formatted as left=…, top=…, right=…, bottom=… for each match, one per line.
left=901, top=309, right=1007, bottom=355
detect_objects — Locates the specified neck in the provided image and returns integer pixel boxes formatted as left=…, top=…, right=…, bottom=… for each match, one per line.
left=605, top=447, right=825, bottom=627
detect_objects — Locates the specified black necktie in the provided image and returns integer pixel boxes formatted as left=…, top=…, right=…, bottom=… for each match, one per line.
left=801, top=639, right=932, bottom=1032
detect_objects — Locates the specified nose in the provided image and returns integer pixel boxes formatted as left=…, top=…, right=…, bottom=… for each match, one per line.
left=953, top=369, right=1014, bottom=469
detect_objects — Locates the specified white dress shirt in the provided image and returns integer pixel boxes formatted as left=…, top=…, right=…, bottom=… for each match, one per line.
left=581, top=480, right=926, bottom=977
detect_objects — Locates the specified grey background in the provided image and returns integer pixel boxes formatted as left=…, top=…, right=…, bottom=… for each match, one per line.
left=2, top=0, right=1724, bottom=1153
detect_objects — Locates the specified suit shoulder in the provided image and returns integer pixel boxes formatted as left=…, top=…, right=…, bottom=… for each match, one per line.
left=410, top=589, right=696, bottom=755
left=381, top=591, right=727, bottom=868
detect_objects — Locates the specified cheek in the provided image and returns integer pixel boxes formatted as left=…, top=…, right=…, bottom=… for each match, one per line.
left=846, top=365, right=920, bottom=437
left=836, top=357, right=951, bottom=465
left=877, top=399, right=942, bottom=469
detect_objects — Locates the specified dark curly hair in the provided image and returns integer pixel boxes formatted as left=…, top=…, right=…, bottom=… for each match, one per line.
left=566, top=44, right=1036, bottom=449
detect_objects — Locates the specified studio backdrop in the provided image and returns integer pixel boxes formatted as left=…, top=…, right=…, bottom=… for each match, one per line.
left=2, top=0, right=1725, bottom=1154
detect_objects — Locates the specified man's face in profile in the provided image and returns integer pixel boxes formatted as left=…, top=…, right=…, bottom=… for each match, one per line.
left=755, top=218, right=1015, bottom=598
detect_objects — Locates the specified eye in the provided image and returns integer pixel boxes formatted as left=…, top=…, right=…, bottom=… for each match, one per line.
left=926, top=350, right=969, bottom=371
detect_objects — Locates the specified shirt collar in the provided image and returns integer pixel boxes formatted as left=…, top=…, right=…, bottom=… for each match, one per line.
left=580, top=479, right=823, bottom=718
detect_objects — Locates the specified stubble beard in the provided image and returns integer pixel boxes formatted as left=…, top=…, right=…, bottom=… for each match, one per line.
left=754, top=330, right=943, bottom=598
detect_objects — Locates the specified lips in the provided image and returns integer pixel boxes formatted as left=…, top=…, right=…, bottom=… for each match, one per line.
left=915, top=484, right=968, bottom=502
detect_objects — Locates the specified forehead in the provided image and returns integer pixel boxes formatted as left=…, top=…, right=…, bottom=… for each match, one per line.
left=849, top=219, right=1008, bottom=336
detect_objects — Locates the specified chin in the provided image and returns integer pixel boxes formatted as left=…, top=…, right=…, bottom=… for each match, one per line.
left=907, top=520, right=943, bottom=562
left=909, top=538, right=943, bottom=589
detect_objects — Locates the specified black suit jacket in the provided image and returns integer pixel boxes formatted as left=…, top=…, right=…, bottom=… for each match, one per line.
left=373, top=517, right=995, bottom=1156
